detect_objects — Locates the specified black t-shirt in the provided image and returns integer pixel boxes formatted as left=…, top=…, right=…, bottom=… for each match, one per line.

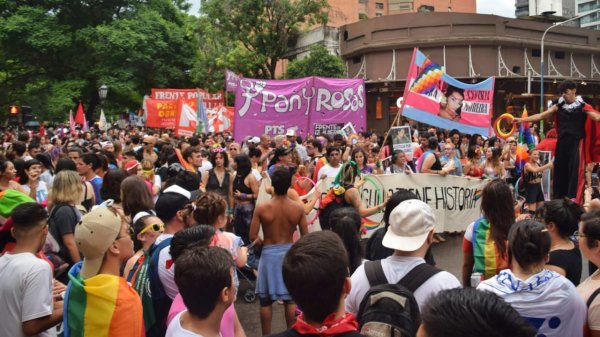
left=548, top=247, right=582, bottom=286
left=269, top=329, right=365, bottom=337
left=554, top=98, right=587, bottom=140
left=48, top=204, right=81, bottom=264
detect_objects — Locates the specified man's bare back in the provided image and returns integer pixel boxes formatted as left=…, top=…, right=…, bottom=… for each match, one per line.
left=250, top=195, right=308, bottom=246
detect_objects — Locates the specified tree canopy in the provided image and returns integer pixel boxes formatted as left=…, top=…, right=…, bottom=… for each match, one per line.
left=198, top=0, right=330, bottom=80
left=286, top=44, right=346, bottom=79
left=0, top=0, right=197, bottom=121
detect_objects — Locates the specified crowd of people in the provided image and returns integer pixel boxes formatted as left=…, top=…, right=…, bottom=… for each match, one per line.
left=1, top=81, right=600, bottom=337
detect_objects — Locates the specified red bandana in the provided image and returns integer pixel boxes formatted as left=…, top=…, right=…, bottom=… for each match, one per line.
left=293, top=313, right=358, bottom=337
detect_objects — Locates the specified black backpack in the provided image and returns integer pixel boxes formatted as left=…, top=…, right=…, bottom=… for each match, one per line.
left=357, top=260, right=441, bottom=337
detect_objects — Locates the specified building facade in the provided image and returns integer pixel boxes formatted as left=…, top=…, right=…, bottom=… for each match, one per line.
left=340, top=12, right=600, bottom=133
left=577, top=0, right=600, bottom=30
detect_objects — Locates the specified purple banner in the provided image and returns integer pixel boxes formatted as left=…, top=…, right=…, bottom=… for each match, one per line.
left=225, top=69, right=241, bottom=93
left=234, top=76, right=366, bottom=140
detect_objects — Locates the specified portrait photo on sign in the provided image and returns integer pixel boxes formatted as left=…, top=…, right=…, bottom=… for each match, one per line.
left=340, top=122, right=357, bottom=139
left=438, top=84, right=464, bottom=121
left=390, top=126, right=412, bottom=153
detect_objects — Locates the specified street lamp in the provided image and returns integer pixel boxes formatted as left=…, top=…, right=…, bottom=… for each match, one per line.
left=98, top=84, right=108, bottom=102
left=540, top=9, right=600, bottom=113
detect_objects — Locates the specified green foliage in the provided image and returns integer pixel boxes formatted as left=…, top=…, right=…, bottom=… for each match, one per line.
left=0, top=0, right=197, bottom=122
left=199, top=0, right=329, bottom=80
left=286, top=44, right=345, bottom=79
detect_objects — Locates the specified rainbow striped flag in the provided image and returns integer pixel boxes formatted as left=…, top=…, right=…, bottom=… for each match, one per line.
left=64, top=262, right=145, bottom=337
left=515, top=106, right=536, bottom=174
left=472, top=217, right=506, bottom=280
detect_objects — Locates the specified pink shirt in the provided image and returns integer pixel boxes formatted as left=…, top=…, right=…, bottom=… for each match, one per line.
left=167, top=293, right=235, bottom=337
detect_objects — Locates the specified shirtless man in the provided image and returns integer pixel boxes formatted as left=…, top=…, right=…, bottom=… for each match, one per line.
left=257, top=134, right=272, bottom=172
left=250, top=167, right=308, bottom=335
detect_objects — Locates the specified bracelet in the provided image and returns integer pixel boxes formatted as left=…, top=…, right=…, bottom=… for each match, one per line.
left=240, top=193, right=247, bottom=200
left=376, top=161, right=381, bottom=168
left=227, top=208, right=234, bottom=215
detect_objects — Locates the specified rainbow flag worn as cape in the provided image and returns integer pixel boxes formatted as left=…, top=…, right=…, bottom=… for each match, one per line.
left=312, top=156, right=328, bottom=182
left=515, top=106, right=536, bottom=174
left=64, top=262, right=145, bottom=337
left=472, top=217, right=507, bottom=280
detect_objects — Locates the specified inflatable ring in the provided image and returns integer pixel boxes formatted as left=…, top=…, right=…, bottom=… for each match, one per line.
left=494, top=113, right=516, bottom=139
left=296, top=176, right=319, bottom=225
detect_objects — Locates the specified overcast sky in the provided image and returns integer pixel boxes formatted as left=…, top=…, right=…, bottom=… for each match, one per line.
left=187, top=0, right=516, bottom=18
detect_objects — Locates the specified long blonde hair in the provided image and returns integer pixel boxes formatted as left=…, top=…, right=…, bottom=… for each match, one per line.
left=50, top=170, right=83, bottom=205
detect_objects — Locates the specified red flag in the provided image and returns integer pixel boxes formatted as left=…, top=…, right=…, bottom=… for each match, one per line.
left=75, top=102, right=85, bottom=125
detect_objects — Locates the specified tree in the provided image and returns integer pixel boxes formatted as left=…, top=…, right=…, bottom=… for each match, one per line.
left=0, top=1, right=198, bottom=122
left=199, top=0, right=329, bottom=80
left=286, top=44, right=345, bottom=79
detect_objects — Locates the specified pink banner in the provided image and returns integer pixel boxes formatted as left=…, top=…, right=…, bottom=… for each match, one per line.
left=225, top=69, right=241, bottom=93
left=234, top=76, right=366, bottom=140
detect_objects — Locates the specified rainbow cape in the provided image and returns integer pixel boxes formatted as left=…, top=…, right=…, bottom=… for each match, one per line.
left=472, top=217, right=507, bottom=280
left=64, top=262, right=145, bottom=337
left=311, top=155, right=328, bottom=182
left=515, top=106, right=536, bottom=174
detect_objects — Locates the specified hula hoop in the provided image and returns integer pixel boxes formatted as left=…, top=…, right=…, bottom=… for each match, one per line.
left=494, top=113, right=516, bottom=139
left=359, top=175, right=385, bottom=229
left=296, top=176, right=319, bottom=225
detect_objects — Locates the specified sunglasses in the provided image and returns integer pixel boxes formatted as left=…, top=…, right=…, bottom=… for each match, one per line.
left=143, top=142, right=153, bottom=145
left=139, top=223, right=164, bottom=235
left=212, top=147, right=225, bottom=153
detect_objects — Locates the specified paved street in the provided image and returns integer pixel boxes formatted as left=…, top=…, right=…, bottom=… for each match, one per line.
left=235, top=234, right=466, bottom=337
left=235, top=233, right=591, bottom=337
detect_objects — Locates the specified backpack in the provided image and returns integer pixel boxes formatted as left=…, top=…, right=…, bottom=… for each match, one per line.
left=127, top=237, right=173, bottom=337
left=357, top=260, right=441, bottom=337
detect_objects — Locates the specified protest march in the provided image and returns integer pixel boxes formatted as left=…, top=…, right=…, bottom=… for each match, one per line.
left=1, top=8, right=600, bottom=336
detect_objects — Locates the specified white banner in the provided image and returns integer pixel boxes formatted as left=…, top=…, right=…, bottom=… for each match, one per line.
left=257, top=173, right=489, bottom=233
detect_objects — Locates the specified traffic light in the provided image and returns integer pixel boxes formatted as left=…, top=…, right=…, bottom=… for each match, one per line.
left=9, top=105, right=20, bottom=115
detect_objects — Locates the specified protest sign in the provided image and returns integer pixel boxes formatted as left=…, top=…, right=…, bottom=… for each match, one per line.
left=145, top=98, right=177, bottom=129
left=151, top=88, right=224, bottom=109
left=402, top=48, right=495, bottom=135
left=539, top=151, right=552, bottom=200
left=174, top=98, right=198, bottom=137
left=234, top=76, right=366, bottom=140
left=207, top=105, right=234, bottom=134
left=339, top=122, right=356, bottom=139
left=390, top=126, right=413, bottom=157
left=257, top=173, right=487, bottom=234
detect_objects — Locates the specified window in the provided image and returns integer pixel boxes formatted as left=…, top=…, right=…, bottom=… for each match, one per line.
left=376, top=2, right=384, bottom=9
left=555, top=51, right=565, bottom=59
left=353, top=56, right=362, bottom=64
left=376, top=12, right=383, bottom=16
left=578, top=1, right=600, bottom=13
left=532, top=49, right=541, bottom=57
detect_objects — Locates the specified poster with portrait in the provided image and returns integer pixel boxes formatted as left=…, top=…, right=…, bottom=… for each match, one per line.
left=401, top=48, right=495, bottom=135
left=539, top=151, right=552, bottom=200
left=339, top=122, right=356, bottom=139
left=390, top=126, right=413, bottom=157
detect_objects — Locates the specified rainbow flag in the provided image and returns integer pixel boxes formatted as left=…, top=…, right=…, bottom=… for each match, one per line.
left=410, top=59, right=443, bottom=95
left=472, top=218, right=507, bottom=280
left=515, top=106, right=536, bottom=174
left=64, top=262, right=145, bottom=337
left=361, top=217, right=380, bottom=231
